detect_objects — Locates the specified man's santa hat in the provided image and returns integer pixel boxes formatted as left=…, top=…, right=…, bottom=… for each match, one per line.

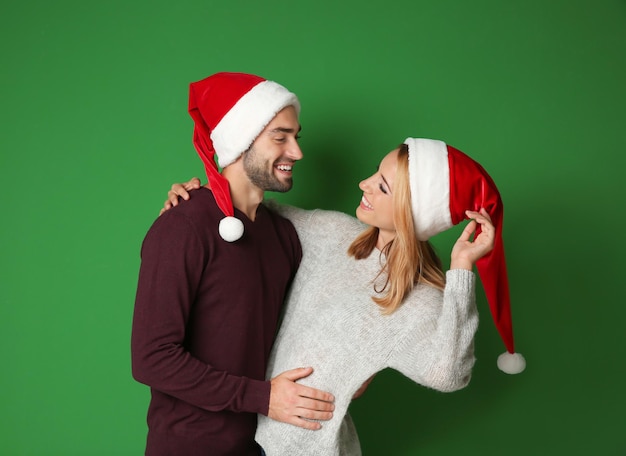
left=188, top=72, right=300, bottom=241
left=405, top=138, right=526, bottom=374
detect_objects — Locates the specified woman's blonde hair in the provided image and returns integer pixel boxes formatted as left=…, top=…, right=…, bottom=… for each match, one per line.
left=347, top=144, right=446, bottom=314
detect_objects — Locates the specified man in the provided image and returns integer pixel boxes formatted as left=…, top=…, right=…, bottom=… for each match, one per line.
left=131, top=72, right=334, bottom=456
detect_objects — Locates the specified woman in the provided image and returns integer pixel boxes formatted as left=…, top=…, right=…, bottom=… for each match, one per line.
left=163, top=138, right=525, bottom=455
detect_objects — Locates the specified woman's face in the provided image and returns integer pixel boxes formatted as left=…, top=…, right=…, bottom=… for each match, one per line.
left=356, top=149, right=398, bottom=241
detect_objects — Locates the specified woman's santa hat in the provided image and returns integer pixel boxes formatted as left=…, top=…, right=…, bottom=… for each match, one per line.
left=405, top=138, right=526, bottom=374
left=188, top=72, right=300, bottom=241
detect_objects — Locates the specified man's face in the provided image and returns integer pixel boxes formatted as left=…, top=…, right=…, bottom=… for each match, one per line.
left=243, top=105, right=303, bottom=193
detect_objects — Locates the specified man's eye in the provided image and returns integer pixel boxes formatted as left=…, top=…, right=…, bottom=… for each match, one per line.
left=296, top=135, right=302, bottom=140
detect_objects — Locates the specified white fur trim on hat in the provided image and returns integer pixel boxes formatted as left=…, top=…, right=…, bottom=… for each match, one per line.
left=211, top=80, right=300, bottom=168
left=405, top=138, right=453, bottom=241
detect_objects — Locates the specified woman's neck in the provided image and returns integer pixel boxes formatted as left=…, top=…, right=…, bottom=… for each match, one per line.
left=376, top=230, right=395, bottom=251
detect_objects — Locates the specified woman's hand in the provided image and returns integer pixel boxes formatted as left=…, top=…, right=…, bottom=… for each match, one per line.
left=159, top=177, right=202, bottom=215
left=450, top=208, right=496, bottom=270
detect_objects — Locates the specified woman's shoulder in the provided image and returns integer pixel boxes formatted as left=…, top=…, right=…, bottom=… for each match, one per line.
left=309, top=207, right=364, bottom=230
left=264, top=200, right=366, bottom=239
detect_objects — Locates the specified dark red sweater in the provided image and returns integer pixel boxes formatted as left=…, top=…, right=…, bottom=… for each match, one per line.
left=131, top=188, right=301, bottom=455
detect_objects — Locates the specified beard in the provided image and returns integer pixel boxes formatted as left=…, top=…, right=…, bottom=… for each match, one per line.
left=243, top=146, right=294, bottom=193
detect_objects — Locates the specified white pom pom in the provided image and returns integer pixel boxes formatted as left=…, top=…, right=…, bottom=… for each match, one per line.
left=497, top=351, right=526, bottom=374
left=219, top=216, right=244, bottom=242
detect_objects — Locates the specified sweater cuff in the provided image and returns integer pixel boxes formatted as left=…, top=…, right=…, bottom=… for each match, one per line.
left=242, top=378, right=272, bottom=416
left=446, top=269, right=475, bottom=293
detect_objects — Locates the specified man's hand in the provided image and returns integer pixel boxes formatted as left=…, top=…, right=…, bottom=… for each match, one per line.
left=160, top=177, right=202, bottom=215
left=268, top=367, right=335, bottom=430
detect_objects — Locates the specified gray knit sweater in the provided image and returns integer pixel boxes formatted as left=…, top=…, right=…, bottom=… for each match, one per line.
left=256, top=204, right=479, bottom=455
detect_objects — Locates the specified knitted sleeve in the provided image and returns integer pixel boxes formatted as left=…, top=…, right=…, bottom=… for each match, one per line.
left=388, top=269, right=479, bottom=392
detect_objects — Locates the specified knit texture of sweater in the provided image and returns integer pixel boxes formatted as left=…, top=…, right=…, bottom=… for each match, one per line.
left=256, top=204, right=478, bottom=455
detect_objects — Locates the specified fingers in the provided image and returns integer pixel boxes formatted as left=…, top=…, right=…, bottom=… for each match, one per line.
left=467, top=209, right=495, bottom=241
left=268, top=367, right=335, bottom=429
left=289, top=417, right=323, bottom=431
left=170, top=184, right=191, bottom=201
left=274, top=367, right=335, bottom=403
left=288, top=409, right=332, bottom=430
left=272, top=395, right=334, bottom=430
left=296, top=384, right=335, bottom=404
left=283, top=395, right=334, bottom=427
left=458, top=219, right=477, bottom=242
left=465, top=209, right=495, bottom=242
left=159, top=199, right=174, bottom=216
left=183, top=177, right=202, bottom=190
left=457, top=208, right=496, bottom=256
left=450, top=209, right=497, bottom=269
left=466, top=208, right=493, bottom=225
left=279, top=366, right=314, bottom=382
left=294, top=397, right=334, bottom=415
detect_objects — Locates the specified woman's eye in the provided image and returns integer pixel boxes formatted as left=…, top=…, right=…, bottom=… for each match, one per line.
left=379, top=184, right=388, bottom=194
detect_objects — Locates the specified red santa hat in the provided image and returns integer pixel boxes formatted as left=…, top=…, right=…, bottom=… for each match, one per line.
left=405, top=138, right=526, bottom=374
left=188, top=72, right=301, bottom=241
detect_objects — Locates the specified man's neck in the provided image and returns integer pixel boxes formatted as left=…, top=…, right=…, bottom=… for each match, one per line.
left=221, top=163, right=264, bottom=221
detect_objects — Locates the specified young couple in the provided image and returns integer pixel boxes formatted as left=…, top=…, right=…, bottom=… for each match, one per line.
left=132, top=71, right=525, bottom=456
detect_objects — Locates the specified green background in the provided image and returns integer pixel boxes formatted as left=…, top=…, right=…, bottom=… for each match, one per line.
left=2, top=0, right=625, bottom=454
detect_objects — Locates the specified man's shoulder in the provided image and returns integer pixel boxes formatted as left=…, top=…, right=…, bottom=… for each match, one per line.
left=167, top=187, right=218, bottom=219
left=146, top=188, right=219, bottom=236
